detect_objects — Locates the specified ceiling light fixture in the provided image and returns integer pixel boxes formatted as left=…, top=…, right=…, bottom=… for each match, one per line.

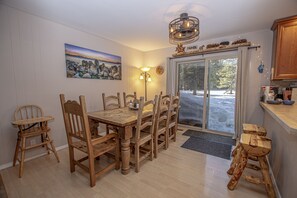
left=169, top=13, right=199, bottom=53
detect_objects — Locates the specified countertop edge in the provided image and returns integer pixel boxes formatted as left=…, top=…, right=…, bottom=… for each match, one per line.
left=260, top=102, right=297, bottom=135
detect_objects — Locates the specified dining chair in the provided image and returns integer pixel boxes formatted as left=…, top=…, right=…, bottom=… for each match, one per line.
left=60, top=94, right=120, bottom=187
left=130, top=95, right=158, bottom=172
left=123, top=92, right=137, bottom=107
left=13, top=105, right=60, bottom=178
left=168, top=93, right=180, bottom=143
left=102, top=92, right=121, bottom=134
left=102, top=92, right=121, bottom=110
left=153, top=94, right=171, bottom=158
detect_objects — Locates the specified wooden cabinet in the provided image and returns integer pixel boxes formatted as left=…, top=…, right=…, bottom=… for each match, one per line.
left=271, top=15, right=297, bottom=80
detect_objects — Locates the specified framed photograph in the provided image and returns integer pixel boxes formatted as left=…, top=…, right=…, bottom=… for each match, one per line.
left=65, top=43, right=121, bottom=80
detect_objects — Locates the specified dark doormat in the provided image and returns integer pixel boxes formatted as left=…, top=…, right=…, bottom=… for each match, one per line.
left=181, top=130, right=235, bottom=160
left=0, top=174, right=8, bottom=198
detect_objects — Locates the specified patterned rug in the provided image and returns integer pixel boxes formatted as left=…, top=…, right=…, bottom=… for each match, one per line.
left=181, top=130, right=235, bottom=160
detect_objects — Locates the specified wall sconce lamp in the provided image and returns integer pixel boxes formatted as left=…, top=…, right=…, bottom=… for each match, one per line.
left=139, top=67, right=152, bottom=101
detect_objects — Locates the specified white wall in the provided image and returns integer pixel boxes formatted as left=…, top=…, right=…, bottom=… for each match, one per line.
left=0, top=5, right=144, bottom=166
left=143, top=29, right=273, bottom=126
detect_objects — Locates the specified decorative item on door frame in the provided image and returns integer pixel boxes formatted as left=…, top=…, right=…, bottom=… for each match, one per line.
left=169, top=13, right=200, bottom=54
left=65, top=43, right=121, bottom=80
left=258, top=61, right=264, bottom=73
left=156, top=66, right=164, bottom=75
left=139, top=67, right=152, bottom=101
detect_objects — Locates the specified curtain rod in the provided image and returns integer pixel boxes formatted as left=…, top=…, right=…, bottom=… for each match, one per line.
left=169, top=45, right=261, bottom=59
left=248, top=45, right=261, bottom=50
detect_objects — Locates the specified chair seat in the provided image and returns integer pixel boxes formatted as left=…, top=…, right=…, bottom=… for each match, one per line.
left=131, top=131, right=152, bottom=144
left=20, top=126, right=50, bottom=137
left=72, top=140, right=117, bottom=157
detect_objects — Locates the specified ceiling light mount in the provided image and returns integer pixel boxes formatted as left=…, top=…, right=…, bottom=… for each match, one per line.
left=169, top=13, right=200, bottom=46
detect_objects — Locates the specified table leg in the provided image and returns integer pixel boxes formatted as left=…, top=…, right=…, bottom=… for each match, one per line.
left=88, top=118, right=99, bottom=137
left=119, top=126, right=132, bottom=175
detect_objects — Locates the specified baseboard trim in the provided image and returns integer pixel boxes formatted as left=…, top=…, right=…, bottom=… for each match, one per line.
left=266, top=156, right=282, bottom=198
left=0, top=144, right=68, bottom=171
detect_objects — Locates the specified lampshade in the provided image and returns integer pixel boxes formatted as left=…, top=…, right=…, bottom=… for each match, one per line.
left=169, top=13, right=199, bottom=45
left=141, top=67, right=151, bottom=72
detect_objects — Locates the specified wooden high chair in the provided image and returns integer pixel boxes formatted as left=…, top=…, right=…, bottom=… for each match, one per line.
left=12, top=105, right=60, bottom=178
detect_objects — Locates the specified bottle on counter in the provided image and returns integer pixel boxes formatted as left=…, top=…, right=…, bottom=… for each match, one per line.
left=283, top=88, right=292, bottom=100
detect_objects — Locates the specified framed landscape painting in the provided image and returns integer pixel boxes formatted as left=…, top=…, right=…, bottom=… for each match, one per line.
left=65, top=43, right=121, bottom=80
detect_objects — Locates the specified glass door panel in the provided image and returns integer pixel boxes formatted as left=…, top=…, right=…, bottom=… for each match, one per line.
left=177, top=61, right=205, bottom=128
left=207, top=58, right=238, bottom=134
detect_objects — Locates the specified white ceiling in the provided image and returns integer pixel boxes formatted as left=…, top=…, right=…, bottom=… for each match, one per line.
left=1, top=0, right=297, bottom=52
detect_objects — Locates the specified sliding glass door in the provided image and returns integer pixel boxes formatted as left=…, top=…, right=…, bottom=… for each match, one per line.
left=177, top=60, right=206, bottom=128
left=206, top=58, right=237, bottom=133
left=176, top=56, right=237, bottom=134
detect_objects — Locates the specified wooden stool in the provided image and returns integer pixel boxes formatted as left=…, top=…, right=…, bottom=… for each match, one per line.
left=242, top=124, right=267, bottom=136
left=227, top=134, right=276, bottom=198
left=231, top=124, right=267, bottom=157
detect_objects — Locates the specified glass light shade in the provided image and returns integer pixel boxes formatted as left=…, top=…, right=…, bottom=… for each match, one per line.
left=141, top=67, right=150, bottom=72
left=148, top=77, right=152, bottom=82
left=139, top=74, right=144, bottom=80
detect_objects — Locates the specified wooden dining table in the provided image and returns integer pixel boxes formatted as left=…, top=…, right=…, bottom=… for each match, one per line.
left=88, top=107, right=152, bottom=175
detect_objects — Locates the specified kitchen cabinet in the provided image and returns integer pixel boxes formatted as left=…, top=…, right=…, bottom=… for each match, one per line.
left=271, top=15, right=297, bottom=80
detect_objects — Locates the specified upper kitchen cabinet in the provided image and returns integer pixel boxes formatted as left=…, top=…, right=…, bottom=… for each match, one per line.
left=271, top=15, right=297, bottom=80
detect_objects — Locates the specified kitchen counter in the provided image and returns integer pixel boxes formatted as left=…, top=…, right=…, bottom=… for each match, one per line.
left=261, top=102, right=297, bottom=197
left=260, top=102, right=297, bottom=135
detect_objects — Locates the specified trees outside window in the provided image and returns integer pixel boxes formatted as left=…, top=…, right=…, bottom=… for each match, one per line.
left=178, top=58, right=237, bottom=95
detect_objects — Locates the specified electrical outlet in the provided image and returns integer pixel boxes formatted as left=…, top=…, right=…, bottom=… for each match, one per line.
left=30, top=139, right=36, bottom=146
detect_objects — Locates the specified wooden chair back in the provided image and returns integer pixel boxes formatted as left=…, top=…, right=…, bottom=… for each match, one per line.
left=155, top=94, right=171, bottom=132
left=134, top=96, right=158, bottom=141
left=161, top=94, right=171, bottom=104
left=102, top=92, right=121, bottom=110
left=14, top=105, right=44, bottom=131
left=14, top=105, right=44, bottom=120
left=123, top=92, right=137, bottom=107
left=60, top=94, right=92, bottom=148
left=154, top=93, right=171, bottom=156
left=167, top=93, right=180, bottom=143
left=169, top=95, right=180, bottom=125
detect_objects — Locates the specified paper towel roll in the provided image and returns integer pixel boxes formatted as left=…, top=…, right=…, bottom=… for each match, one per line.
left=264, top=86, right=270, bottom=102
left=291, top=88, right=297, bottom=101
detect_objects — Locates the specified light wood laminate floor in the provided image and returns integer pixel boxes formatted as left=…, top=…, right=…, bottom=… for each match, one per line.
left=1, top=128, right=267, bottom=198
